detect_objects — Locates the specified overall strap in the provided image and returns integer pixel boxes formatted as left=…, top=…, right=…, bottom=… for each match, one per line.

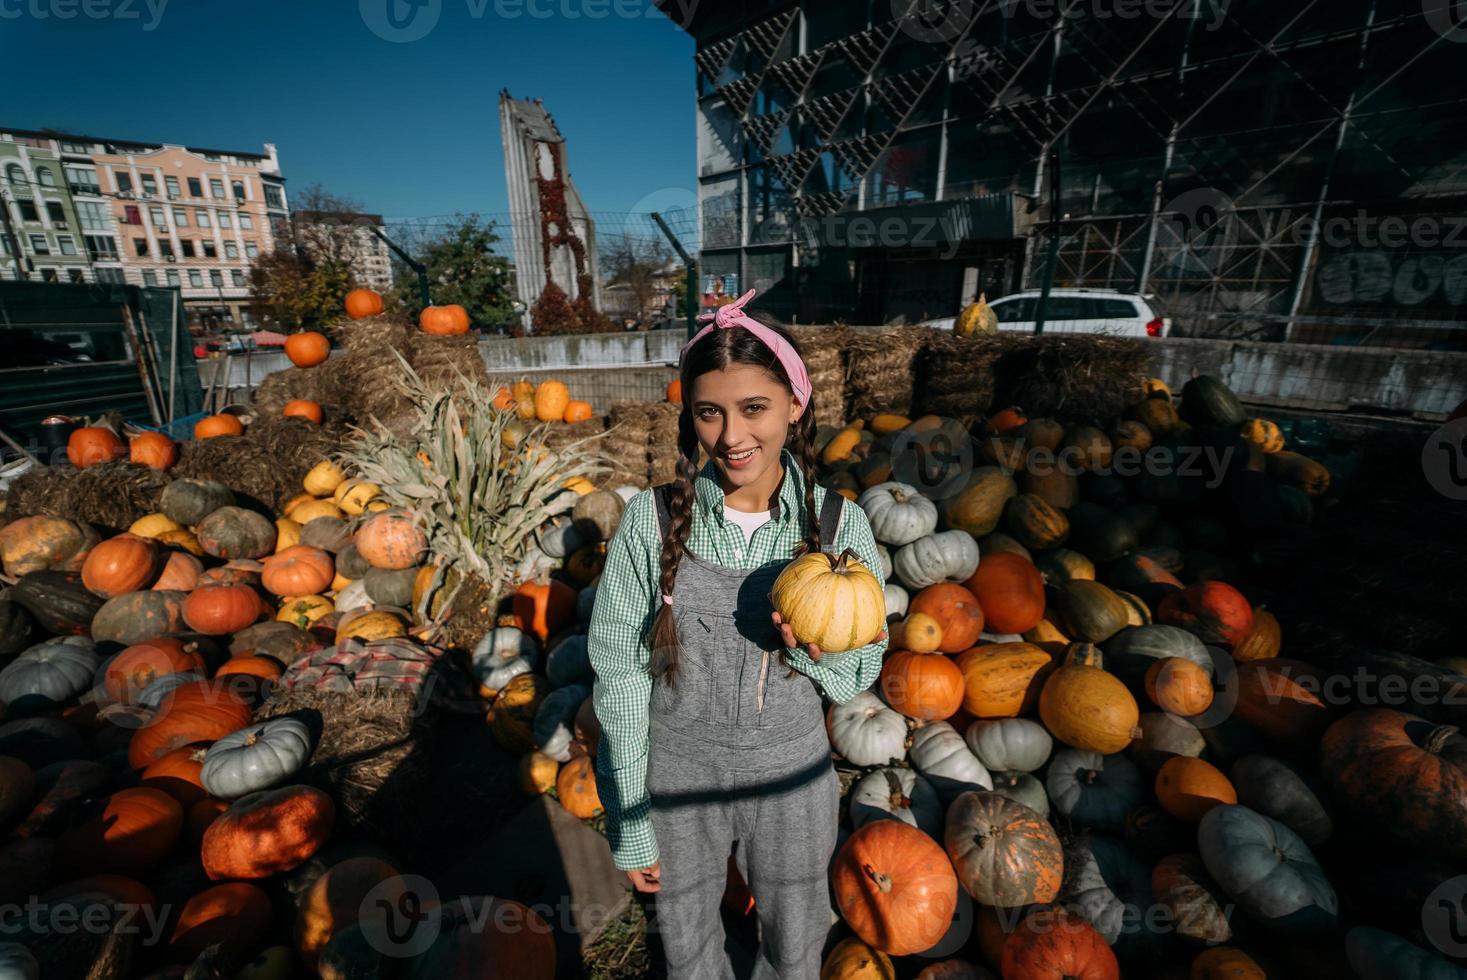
left=817, top=488, right=844, bottom=553
left=651, top=483, right=673, bottom=540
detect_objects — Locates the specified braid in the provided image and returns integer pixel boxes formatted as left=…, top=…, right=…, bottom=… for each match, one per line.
left=645, top=406, right=701, bottom=687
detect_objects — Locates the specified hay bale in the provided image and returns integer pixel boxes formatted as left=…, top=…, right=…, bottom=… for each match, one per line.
left=253, top=366, right=330, bottom=416
left=315, top=348, right=414, bottom=429
left=174, top=416, right=349, bottom=513
left=991, top=336, right=1149, bottom=425
left=604, top=402, right=652, bottom=488
left=844, top=326, right=929, bottom=419
left=409, top=332, right=491, bottom=391
left=915, top=334, right=1008, bottom=419
left=794, top=325, right=849, bottom=429
left=255, top=685, right=436, bottom=848
left=540, top=418, right=608, bottom=454
left=646, top=403, right=681, bottom=487
left=332, top=313, right=414, bottom=355
left=1, top=461, right=167, bottom=531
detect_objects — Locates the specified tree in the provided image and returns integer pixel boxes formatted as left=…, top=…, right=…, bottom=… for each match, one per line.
left=602, top=232, right=675, bottom=323
left=390, top=214, right=517, bottom=333
left=249, top=185, right=366, bottom=331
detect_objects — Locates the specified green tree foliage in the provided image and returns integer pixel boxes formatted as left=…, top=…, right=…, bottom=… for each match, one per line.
left=249, top=247, right=353, bottom=332
left=390, top=215, right=517, bottom=333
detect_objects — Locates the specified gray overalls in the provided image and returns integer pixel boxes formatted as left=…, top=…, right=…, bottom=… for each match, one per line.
left=646, top=484, right=845, bottom=980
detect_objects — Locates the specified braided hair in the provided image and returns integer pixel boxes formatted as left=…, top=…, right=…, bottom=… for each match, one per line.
left=645, top=312, right=822, bottom=686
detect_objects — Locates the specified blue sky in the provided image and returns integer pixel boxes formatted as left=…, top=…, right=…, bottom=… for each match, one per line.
left=0, top=0, right=696, bottom=221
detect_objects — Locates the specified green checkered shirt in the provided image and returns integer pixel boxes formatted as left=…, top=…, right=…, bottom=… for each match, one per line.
left=587, top=448, right=888, bottom=871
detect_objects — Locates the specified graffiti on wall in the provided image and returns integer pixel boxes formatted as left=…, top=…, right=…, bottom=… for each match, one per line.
left=1316, top=252, right=1467, bottom=308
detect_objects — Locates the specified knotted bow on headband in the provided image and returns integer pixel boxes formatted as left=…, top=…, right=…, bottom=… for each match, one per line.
left=680, top=288, right=813, bottom=409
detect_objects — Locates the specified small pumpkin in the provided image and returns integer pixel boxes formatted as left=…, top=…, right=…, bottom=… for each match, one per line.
left=1239, top=418, right=1284, bottom=454
left=200, top=718, right=313, bottom=799
left=184, top=584, right=262, bottom=635
left=562, top=399, right=594, bottom=423
left=200, top=784, right=336, bottom=879
left=130, top=432, right=178, bottom=470
left=1001, top=907, right=1118, bottom=980
left=555, top=755, right=602, bottom=819
left=194, top=413, right=245, bottom=440
left=1055, top=580, right=1132, bottom=644
left=1157, top=581, right=1254, bottom=646
left=160, top=478, right=234, bottom=526
left=166, top=881, right=273, bottom=970
left=283, top=400, right=324, bottom=424
left=139, top=744, right=210, bottom=807
left=879, top=651, right=964, bottom=721
left=66, top=426, right=124, bottom=468
left=334, top=610, right=406, bottom=644
left=954, top=643, right=1054, bottom=718
left=0, top=636, right=99, bottom=711
left=944, top=790, right=1063, bottom=907
left=963, top=553, right=1044, bottom=634
left=0, top=516, right=98, bottom=578
left=906, top=721, right=992, bottom=805
left=533, top=379, right=571, bottom=422
left=1003, top=494, right=1069, bottom=551
left=513, top=577, right=577, bottom=643
left=1232, top=607, right=1281, bottom=662
left=820, top=937, right=894, bottom=980
left=826, top=691, right=908, bottom=767
left=344, top=288, right=384, bottom=319
left=858, top=482, right=938, bottom=547
left=571, top=490, right=624, bottom=542
left=261, top=545, right=334, bottom=597
left=1046, top=747, right=1144, bottom=831
left=849, top=767, right=943, bottom=838
left=277, top=594, right=334, bottom=629
left=893, top=530, right=980, bottom=590
left=964, top=717, right=1052, bottom=773
left=1144, top=657, right=1214, bottom=716
left=830, top=819, right=959, bottom=956
left=103, top=636, right=206, bottom=705
left=303, top=460, right=346, bottom=496
left=127, top=679, right=254, bottom=769
left=942, top=467, right=1018, bottom=539
left=354, top=511, right=427, bottom=570
left=295, top=856, right=402, bottom=967
left=1038, top=644, right=1141, bottom=754
left=197, top=507, right=278, bottom=560
left=1197, top=804, right=1338, bottom=933
left=1155, top=756, right=1237, bottom=822
left=56, top=786, right=182, bottom=877
left=906, top=583, right=984, bottom=654
left=81, top=534, right=161, bottom=598
left=285, top=331, right=330, bottom=367
left=90, top=589, right=188, bottom=646
left=419, top=303, right=471, bottom=336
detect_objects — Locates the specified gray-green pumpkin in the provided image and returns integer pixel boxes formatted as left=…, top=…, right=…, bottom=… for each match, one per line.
left=200, top=717, right=313, bottom=800
left=0, top=637, right=98, bottom=712
left=364, top=567, right=417, bottom=607
left=160, top=478, right=234, bottom=526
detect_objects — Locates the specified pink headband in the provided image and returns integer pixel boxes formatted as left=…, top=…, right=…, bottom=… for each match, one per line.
left=680, top=288, right=812, bottom=409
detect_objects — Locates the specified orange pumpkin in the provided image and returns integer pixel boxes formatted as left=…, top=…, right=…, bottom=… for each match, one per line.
left=0, top=515, right=98, bottom=577
left=283, top=400, right=324, bottom=424
left=1157, top=581, right=1253, bottom=647
left=168, top=881, right=272, bottom=969
left=830, top=820, right=958, bottom=956
left=419, top=304, right=470, bottom=335
left=492, top=386, right=515, bottom=410
left=907, top=583, right=985, bottom=654
left=1144, top=657, right=1214, bottom=716
left=879, top=651, right=964, bottom=721
left=556, top=755, right=603, bottom=819
left=57, top=787, right=183, bottom=876
left=201, top=785, right=336, bottom=879
left=215, top=656, right=284, bottom=682
left=295, top=856, right=404, bottom=967
left=666, top=378, right=682, bottom=403
left=982, top=406, right=1028, bottom=436
left=1002, top=908, right=1118, bottom=980
left=129, top=432, right=178, bottom=471
left=1190, top=947, right=1266, bottom=980
left=81, top=533, right=161, bottom=598
left=261, top=545, right=334, bottom=597
left=140, top=744, right=210, bottom=808
left=1232, top=607, right=1281, bottom=662
left=354, top=511, right=427, bottom=570
left=946, top=790, right=1064, bottom=907
left=104, top=636, right=207, bottom=704
left=194, top=414, right=244, bottom=440
left=127, top=680, right=254, bottom=769
left=183, top=584, right=263, bottom=635
left=964, top=553, right=1045, bottom=634
left=67, top=426, right=124, bottom=469
left=344, top=288, right=384, bottom=319
left=285, top=331, right=330, bottom=367
left=954, top=643, right=1054, bottom=718
left=1154, top=756, right=1237, bottom=822
left=513, top=577, right=577, bottom=643
left=153, top=550, right=203, bottom=592
left=534, top=380, right=571, bottom=422
left=562, top=399, right=594, bottom=423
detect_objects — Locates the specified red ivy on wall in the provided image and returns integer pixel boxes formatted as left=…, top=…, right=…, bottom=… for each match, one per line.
left=530, top=142, right=612, bottom=334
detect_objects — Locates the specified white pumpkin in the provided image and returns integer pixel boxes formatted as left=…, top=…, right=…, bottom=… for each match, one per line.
left=884, top=583, right=909, bottom=619
left=1046, top=748, right=1144, bottom=831
left=849, top=766, right=943, bottom=838
left=825, top=690, right=907, bottom=767
left=989, top=770, right=1051, bottom=818
left=874, top=543, right=893, bottom=580
left=0, top=943, right=38, bottom=980
left=534, top=515, right=586, bottom=560
left=858, top=482, right=938, bottom=547
left=479, top=654, right=533, bottom=694
left=472, top=627, right=539, bottom=672
left=0, top=636, right=98, bottom=709
left=1061, top=836, right=1155, bottom=945
left=893, top=529, right=980, bottom=589
left=532, top=683, right=591, bottom=762
left=965, top=718, right=1053, bottom=773
left=335, top=579, right=372, bottom=612
left=614, top=484, right=640, bottom=503
left=907, top=721, right=991, bottom=804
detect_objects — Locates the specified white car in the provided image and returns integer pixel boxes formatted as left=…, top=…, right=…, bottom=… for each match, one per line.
left=924, top=289, right=1171, bottom=338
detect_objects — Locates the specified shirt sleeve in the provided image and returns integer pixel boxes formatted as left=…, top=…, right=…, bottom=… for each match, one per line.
left=587, top=490, right=660, bottom=871
left=784, top=494, right=889, bottom=704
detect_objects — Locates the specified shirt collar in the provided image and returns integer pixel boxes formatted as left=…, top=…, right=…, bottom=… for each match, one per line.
left=694, top=447, right=806, bottom=527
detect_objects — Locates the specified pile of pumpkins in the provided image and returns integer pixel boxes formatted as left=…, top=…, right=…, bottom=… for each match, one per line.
left=0, top=456, right=571, bottom=978
left=798, top=376, right=1463, bottom=978
left=491, top=379, right=596, bottom=426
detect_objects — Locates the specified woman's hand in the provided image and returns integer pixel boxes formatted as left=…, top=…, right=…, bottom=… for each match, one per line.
left=627, top=864, right=662, bottom=893
left=772, top=611, right=886, bottom=662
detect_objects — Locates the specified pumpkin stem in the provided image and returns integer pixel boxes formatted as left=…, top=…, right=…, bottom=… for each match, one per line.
left=831, top=548, right=862, bottom=574
left=1083, top=769, right=1098, bottom=785
left=861, top=863, right=893, bottom=894
left=1426, top=725, right=1459, bottom=754
left=244, top=731, right=260, bottom=747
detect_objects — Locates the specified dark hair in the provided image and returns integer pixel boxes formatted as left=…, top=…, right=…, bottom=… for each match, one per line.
left=646, top=312, right=821, bottom=686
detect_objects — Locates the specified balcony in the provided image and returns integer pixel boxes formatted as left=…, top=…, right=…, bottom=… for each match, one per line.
left=68, top=183, right=102, bottom=197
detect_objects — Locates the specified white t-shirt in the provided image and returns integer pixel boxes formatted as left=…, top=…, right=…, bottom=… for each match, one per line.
left=723, top=506, right=771, bottom=546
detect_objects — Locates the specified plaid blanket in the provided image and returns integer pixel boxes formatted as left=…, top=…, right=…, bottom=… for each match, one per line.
left=280, top=637, right=441, bottom=694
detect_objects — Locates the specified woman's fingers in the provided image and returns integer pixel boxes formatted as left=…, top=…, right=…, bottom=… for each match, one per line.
left=806, top=643, right=823, bottom=662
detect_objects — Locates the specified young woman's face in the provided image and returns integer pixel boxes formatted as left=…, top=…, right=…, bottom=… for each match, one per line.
left=690, top=364, right=801, bottom=490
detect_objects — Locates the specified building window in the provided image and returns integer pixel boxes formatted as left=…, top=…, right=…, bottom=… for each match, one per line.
left=30, top=235, right=50, bottom=255
left=209, top=178, right=224, bottom=198
left=68, top=268, right=84, bottom=284
left=114, top=170, right=132, bottom=193
left=96, top=267, right=124, bottom=284
left=46, top=202, right=66, bottom=225
left=36, top=166, right=56, bottom=187
left=18, top=200, right=38, bottom=222
left=232, top=180, right=245, bottom=201
left=85, top=235, right=118, bottom=260
left=40, top=268, right=59, bottom=283
left=218, top=211, right=232, bottom=229
left=5, top=163, right=26, bottom=189
left=239, top=213, right=253, bottom=230
left=173, top=208, right=189, bottom=227
left=158, top=240, right=173, bottom=259
left=264, top=184, right=285, bottom=209
left=77, top=201, right=109, bottom=230
left=64, top=165, right=99, bottom=195
left=188, top=177, right=202, bottom=197
left=244, top=241, right=258, bottom=259
left=141, top=174, right=157, bottom=196
left=225, top=241, right=239, bottom=259
left=60, top=141, right=90, bottom=153
left=166, top=270, right=179, bottom=287
left=57, top=236, right=77, bottom=256
left=203, top=241, right=217, bottom=258
left=123, top=205, right=142, bottom=225
left=189, top=270, right=203, bottom=287
left=196, top=210, right=211, bottom=228
left=210, top=270, right=223, bottom=287
left=231, top=269, right=246, bottom=286
left=180, top=240, right=195, bottom=258
left=134, top=238, right=149, bottom=257
left=143, top=269, right=158, bottom=286
left=165, top=175, right=180, bottom=197
left=150, top=206, right=166, bottom=226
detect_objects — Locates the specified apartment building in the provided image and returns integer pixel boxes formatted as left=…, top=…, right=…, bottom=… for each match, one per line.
left=0, top=128, right=287, bottom=329
left=293, top=209, right=394, bottom=294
